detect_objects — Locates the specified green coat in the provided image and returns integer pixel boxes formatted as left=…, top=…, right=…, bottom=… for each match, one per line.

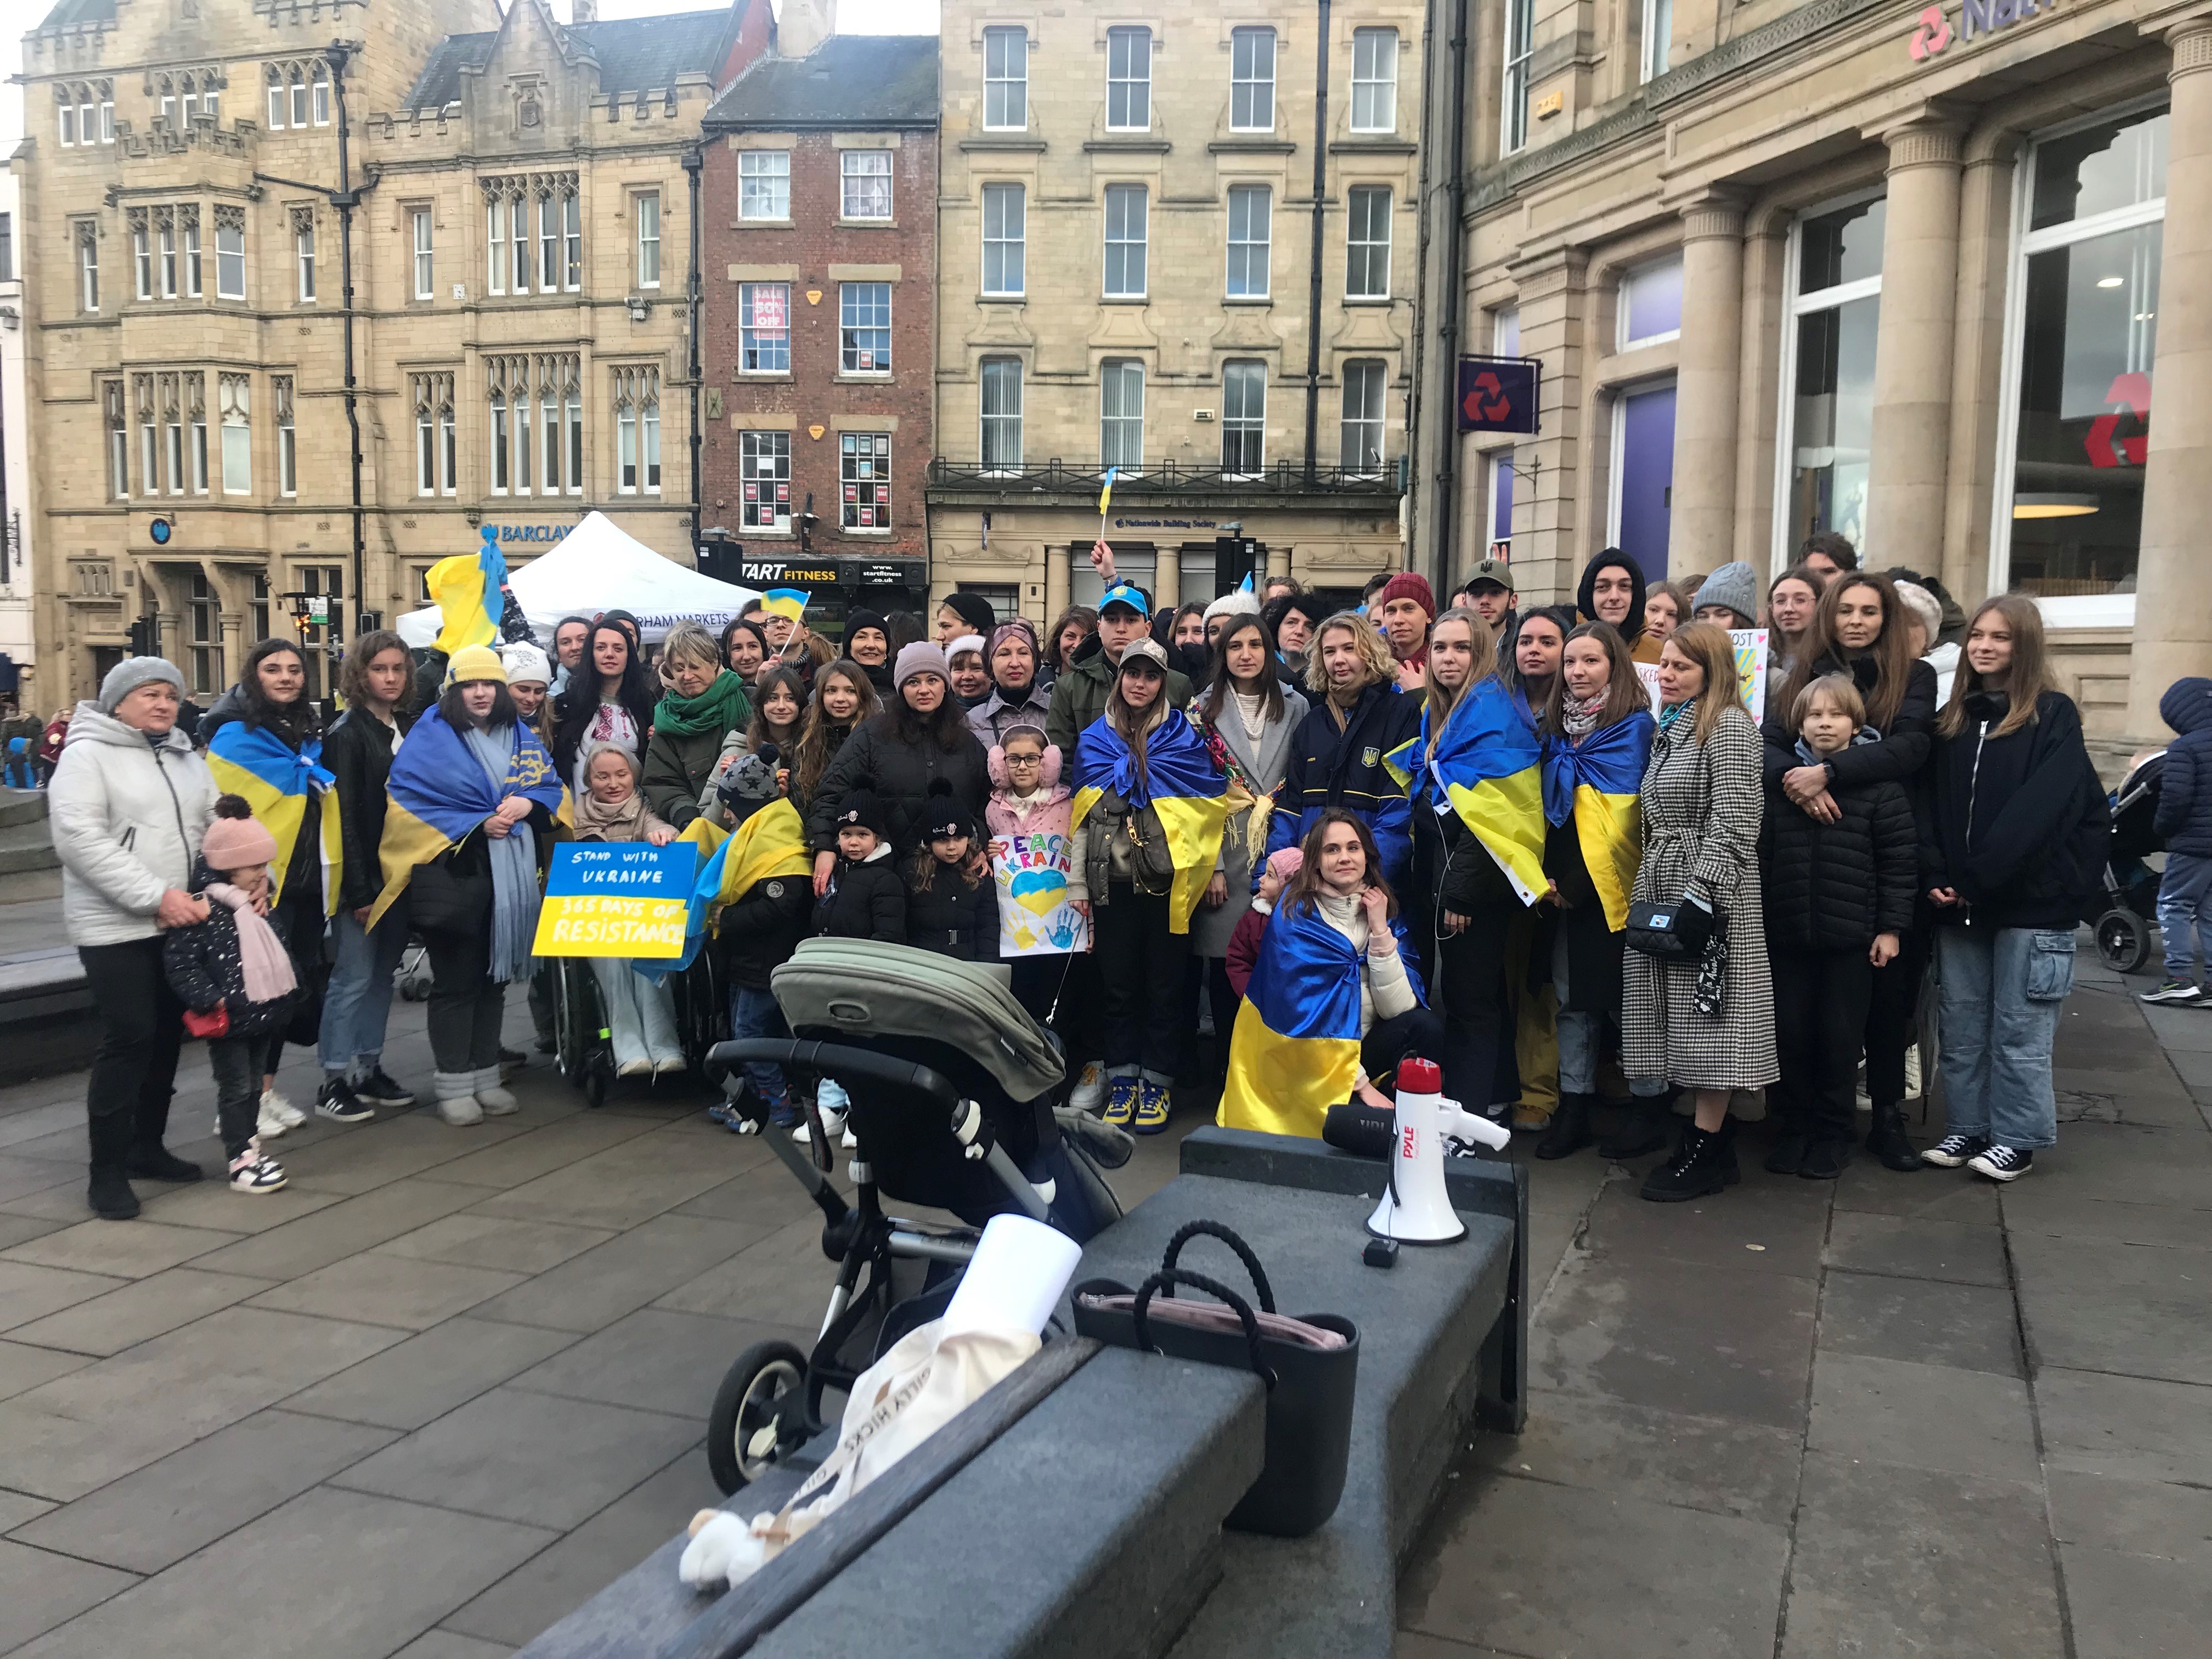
left=641, top=723, right=732, bottom=829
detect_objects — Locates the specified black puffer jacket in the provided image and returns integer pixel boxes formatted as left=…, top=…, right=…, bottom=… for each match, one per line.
left=1920, top=690, right=2108, bottom=932
left=804, top=715, right=991, bottom=859
left=1761, top=774, right=1918, bottom=951
left=1763, top=652, right=1938, bottom=795
left=323, top=706, right=408, bottom=913
left=162, top=860, right=298, bottom=1037
left=812, top=847, right=907, bottom=942
left=715, top=866, right=813, bottom=991
left=904, top=862, right=1001, bottom=961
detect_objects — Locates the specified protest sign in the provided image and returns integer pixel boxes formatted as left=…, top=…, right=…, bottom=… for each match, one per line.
left=1634, top=629, right=1769, bottom=725
left=532, top=841, right=698, bottom=957
left=990, top=830, right=1088, bottom=957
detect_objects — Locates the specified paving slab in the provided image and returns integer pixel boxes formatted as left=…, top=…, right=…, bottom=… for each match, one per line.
left=190, top=1177, right=488, bottom=1281
left=391, top=1633, right=517, bottom=1659
left=247, top=1252, right=529, bottom=1331
left=1829, top=1157, right=2001, bottom=1222
left=2046, top=1468, right=2212, bottom=1562
left=0, top=1102, right=82, bottom=1151
left=1816, top=1269, right=2024, bottom=1376
left=468, top=1130, right=751, bottom=1232
left=2059, top=1542, right=2212, bottom=1659
left=0, top=1155, right=80, bottom=1206
left=0, top=1216, right=241, bottom=1279
left=280, top=1315, right=582, bottom=1434
left=331, top=1385, right=702, bottom=1530
left=0, top=1538, right=137, bottom=1651
left=1781, top=1452, right=2062, bottom=1659
left=2024, top=1123, right=2212, bottom=1209
left=0, top=1260, right=127, bottom=1331
left=0, top=1212, right=67, bottom=1250
left=6, top=1485, right=556, bottom=1659
left=375, top=1213, right=620, bottom=1276
left=1808, top=1351, right=2041, bottom=1484
left=468, top=1213, right=768, bottom=1335
left=423, top=1114, right=665, bottom=1192
left=2000, top=1183, right=2212, bottom=1248
left=651, top=1212, right=854, bottom=1329
left=2036, top=1368, right=2212, bottom=1486
left=0, top=1489, right=57, bottom=1531
left=3, top=1266, right=275, bottom=1357
left=1822, top=1210, right=2008, bottom=1286
left=0, top=1337, right=89, bottom=1401
left=272, top=1110, right=536, bottom=1197
left=131, top=1177, right=344, bottom=1233
left=504, top=1306, right=803, bottom=1420
left=11, top=1408, right=397, bottom=1573
left=2009, top=1229, right=2212, bottom=1385
left=1577, top=1167, right=1831, bottom=1279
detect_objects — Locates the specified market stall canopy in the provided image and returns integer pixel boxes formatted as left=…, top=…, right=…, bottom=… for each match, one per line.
left=394, top=514, right=761, bottom=650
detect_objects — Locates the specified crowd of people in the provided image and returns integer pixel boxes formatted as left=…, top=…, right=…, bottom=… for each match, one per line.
left=47, top=528, right=2128, bottom=1222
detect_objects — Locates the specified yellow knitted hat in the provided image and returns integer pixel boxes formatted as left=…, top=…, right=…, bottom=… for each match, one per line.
left=445, top=644, right=509, bottom=686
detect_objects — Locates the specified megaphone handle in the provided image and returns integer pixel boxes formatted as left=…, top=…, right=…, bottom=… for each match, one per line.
left=1444, top=1102, right=1512, bottom=1152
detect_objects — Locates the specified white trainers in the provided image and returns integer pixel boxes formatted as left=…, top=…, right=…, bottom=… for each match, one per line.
left=1069, top=1062, right=1106, bottom=1113
left=256, top=1096, right=292, bottom=1140
left=1904, top=1042, right=1923, bottom=1099
left=228, top=1147, right=287, bottom=1193
left=261, top=1087, right=307, bottom=1127
left=793, top=1108, right=848, bottom=1147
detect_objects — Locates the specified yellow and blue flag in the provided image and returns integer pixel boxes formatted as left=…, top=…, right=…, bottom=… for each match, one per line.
left=205, top=720, right=341, bottom=915
left=1542, top=710, right=1655, bottom=932
left=1070, top=709, right=1230, bottom=935
left=638, top=802, right=812, bottom=980
left=1098, top=466, right=1118, bottom=515
left=369, top=706, right=565, bottom=927
left=1385, top=676, right=1548, bottom=904
left=425, top=531, right=509, bottom=659
left=760, top=588, right=809, bottom=626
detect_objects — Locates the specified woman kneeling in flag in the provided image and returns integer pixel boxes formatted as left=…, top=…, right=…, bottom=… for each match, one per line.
left=1220, top=808, right=1448, bottom=1138
left=371, top=646, right=565, bottom=1127
left=1070, top=636, right=1230, bottom=1135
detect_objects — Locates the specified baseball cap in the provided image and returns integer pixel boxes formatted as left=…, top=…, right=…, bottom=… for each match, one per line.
left=1465, top=557, right=1516, bottom=595
left=1116, top=637, right=1170, bottom=675
left=1098, top=583, right=1150, bottom=618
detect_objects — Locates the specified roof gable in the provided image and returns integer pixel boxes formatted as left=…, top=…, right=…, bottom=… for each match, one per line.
left=703, top=33, right=938, bottom=129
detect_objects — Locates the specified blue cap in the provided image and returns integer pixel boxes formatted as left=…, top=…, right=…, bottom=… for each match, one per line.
left=1099, top=582, right=1150, bottom=618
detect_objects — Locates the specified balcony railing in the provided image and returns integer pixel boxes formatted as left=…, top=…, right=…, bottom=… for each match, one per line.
left=927, top=458, right=1403, bottom=497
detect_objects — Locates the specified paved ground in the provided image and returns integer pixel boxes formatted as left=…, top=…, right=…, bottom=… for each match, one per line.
left=0, top=910, right=2202, bottom=1657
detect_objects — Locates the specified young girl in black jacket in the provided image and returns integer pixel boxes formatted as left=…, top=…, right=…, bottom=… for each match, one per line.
left=906, top=781, right=1000, bottom=960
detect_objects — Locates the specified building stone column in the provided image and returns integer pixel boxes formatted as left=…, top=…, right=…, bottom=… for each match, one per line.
left=1504, top=246, right=1587, bottom=603
left=1940, top=132, right=2020, bottom=610
left=1865, top=116, right=1964, bottom=576
left=1045, top=539, right=1069, bottom=624
left=1669, top=194, right=1745, bottom=580
left=1733, top=215, right=1791, bottom=569
left=2129, top=22, right=2212, bottom=733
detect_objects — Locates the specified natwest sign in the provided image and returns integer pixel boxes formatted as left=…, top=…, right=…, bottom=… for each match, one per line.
left=1909, top=0, right=2054, bottom=63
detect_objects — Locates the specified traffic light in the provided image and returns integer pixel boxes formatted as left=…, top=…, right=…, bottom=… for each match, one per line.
left=127, top=618, right=151, bottom=657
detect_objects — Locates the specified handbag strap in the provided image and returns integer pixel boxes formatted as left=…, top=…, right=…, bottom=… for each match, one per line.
left=1160, top=1220, right=1276, bottom=1314
left=1131, top=1268, right=1277, bottom=1390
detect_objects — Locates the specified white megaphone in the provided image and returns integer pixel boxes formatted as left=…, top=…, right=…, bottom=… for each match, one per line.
left=1365, top=1057, right=1511, bottom=1244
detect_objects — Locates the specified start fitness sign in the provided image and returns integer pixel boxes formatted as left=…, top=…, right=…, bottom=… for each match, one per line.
left=532, top=842, right=698, bottom=958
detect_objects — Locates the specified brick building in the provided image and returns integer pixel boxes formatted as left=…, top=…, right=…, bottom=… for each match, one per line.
left=699, top=4, right=938, bottom=635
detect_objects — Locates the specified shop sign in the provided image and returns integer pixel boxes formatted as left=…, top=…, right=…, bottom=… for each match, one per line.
left=1114, top=517, right=1220, bottom=530
left=741, top=561, right=838, bottom=585
left=1457, top=357, right=1540, bottom=435
left=488, top=523, right=571, bottom=545
left=1909, top=0, right=2048, bottom=62
left=852, top=561, right=924, bottom=586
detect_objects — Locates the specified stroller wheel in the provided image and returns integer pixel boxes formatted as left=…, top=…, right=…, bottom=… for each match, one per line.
left=2096, top=907, right=2152, bottom=975
left=582, top=1069, right=607, bottom=1109
left=708, top=1340, right=810, bottom=1496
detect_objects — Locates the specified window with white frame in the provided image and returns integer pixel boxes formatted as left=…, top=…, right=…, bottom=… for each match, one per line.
left=187, top=374, right=208, bottom=494
left=99, top=82, right=113, bottom=142
left=842, top=150, right=893, bottom=219
left=162, top=373, right=184, bottom=495
left=1502, top=0, right=1534, bottom=154
left=740, top=283, right=791, bottom=372
left=635, top=191, right=661, bottom=287
left=565, top=191, right=583, bottom=287
left=413, top=208, right=433, bottom=298
left=1226, top=184, right=1271, bottom=298
left=1103, top=184, right=1148, bottom=298
left=183, top=209, right=201, bottom=296
left=105, top=381, right=128, bottom=499
left=78, top=225, right=99, bottom=312
left=294, top=210, right=317, bottom=302
left=1351, top=29, right=1398, bottom=133
left=980, top=358, right=1023, bottom=470
left=840, top=282, right=891, bottom=373
left=514, top=360, right=533, bottom=494
left=487, top=196, right=507, bottom=294
left=510, top=189, right=528, bottom=292
left=219, top=374, right=250, bottom=494
left=58, top=89, right=76, bottom=146
left=291, top=67, right=308, bottom=128
left=1107, top=27, right=1151, bottom=131
left=1490, top=450, right=1516, bottom=553
left=842, top=433, right=890, bottom=530
left=1101, top=359, right=1144, bottom=471
left=1340, top=359, right=1387, bottom=474
left=132, top=214, right=153, bottom=300
left=1346, top=186, right=1392, bottom=298
left=1222, top=361, right=1266, bottom=475
left=1617, top=252, right=1684, bottom=349
left=215, top=207, right=245, bottom=300
left=188, top=575, right=223, bottom=697
left=275, top=376, right=297, bottom=497
left=539, top=194, right=560, bottom=292
left=1776, top=196, right=1884, bottom=563
left=312, top=63, right=330, bottom=125
left=414, top=371, right=455, bottom=496
left=982, top=183, right=1025, bottom=296
left=136, top=375, right=157, bottom=493
left=614, top=366, right=661, bottom=495
left=984, top=27, right=1027, bottom=131
left=1231, top=27, right=1276, bottom=132
left=539, top=358, right=579, bottom=497
left=742, top=431, right=791, bottom=531
left=488, top=357, right=515, bottom=494
left=1642, top=0, right=1673, bottom=83
left=158, top=210, right=178, bottom=298
left=740, top=151, right=790, bottom=220
left=57, top=80, right=113, bottom=145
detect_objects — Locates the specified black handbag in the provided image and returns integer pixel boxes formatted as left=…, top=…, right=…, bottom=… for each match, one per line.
left=1073, top=1220, right=1359, bottom=1538
left=405, top=849, right=494, bottom=939
left=1624, top=894, right=1718, bottom=960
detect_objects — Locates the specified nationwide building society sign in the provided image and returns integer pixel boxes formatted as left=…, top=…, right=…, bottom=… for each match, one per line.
left=1908, top=0, right=2052, bottom=60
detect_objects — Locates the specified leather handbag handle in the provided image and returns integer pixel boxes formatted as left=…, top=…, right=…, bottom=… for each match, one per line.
left=1131, top=1268, right=1276, bottom=1390
left=1160, top=1219, right=1277, bottom=1313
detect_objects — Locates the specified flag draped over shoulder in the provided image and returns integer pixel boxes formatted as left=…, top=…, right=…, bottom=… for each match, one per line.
left=1384, top=676, right=1547, bottom=904
left=425, top=535, right=509, bottom=658
left=1069, top=709, right=1230, bottom=935
left=1541, top=710, right=1654, bottom=933
left=370, top=706, right=564, bottom=927
left=638, top=802, right=812, bottom=981
left=205, top=721, right=340, bottom=915
left=1215, top=899, right=1398, bottom=1137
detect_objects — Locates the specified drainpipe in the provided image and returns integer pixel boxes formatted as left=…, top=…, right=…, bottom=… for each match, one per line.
left=682, top=144, right=704, bottom=557
left=1302, top=0, right=1331, bottom=484
left=1432, top=0, right=1470, bottom=583
left=325, top=41, right=365, bottom=637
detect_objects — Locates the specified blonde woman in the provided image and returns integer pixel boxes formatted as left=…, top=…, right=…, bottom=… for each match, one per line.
left=1265, top=611, right=1422, bottom=891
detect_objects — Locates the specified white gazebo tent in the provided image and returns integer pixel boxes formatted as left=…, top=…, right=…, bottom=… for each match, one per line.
left=395, top=513, right=761, bottom=650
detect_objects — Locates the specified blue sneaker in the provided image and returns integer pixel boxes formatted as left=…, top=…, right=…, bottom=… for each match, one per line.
left=1103, top=1074, right=1138, bottom=1127
left=769, top=1100, right=800, bottom=1130
left=1133, top=1079, right=1171, bottom=1135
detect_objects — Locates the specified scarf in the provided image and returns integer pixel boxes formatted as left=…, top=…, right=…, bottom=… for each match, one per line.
left=462, top=724, right=541, bottom=984
left=206, top=881, right=299, bottom=1005
left=1230, top=687, right=1266, bottom=743
left=371, top=704, right=566, bottom=930
left=1561, top=689, right=1606, bottom=740
left=655, top=670, right=752, bottom=740
left=572, top=785, right=658, bottom=842
left=1657, top=700, right=1691, bottom=735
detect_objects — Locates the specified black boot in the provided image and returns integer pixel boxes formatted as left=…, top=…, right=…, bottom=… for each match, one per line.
left=88, top=1108, right=140, bottom=1220
left=1535, top=1093, right=1597, bottom=1160
left=126, top=1144, right=204, bottom=1183
left=1865, top=1103, right=1922, bottom=1172
left=1763, top=1111, right=1810, bottom=1176
left=88, top=1170, right=140, bottom=1220
left=1640, top=1124, right=1730, bottom=1202
left=1598, top=1096, right=1672, bottom=1160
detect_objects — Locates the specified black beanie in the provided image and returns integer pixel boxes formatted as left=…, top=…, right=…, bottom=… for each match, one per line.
left=843, top=609, right=890, bottom=651
left=922, top=777, right=975, bottom=844
left=834, top=789, right=888, bottom=840
left=940, top=591, right=997, bottom=635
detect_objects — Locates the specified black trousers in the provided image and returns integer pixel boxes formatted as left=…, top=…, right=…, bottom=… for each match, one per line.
left=208, top=1033, right=272, bottom=1161
left=421, top=919, right=507, bottom=1074
left=1093, top=884, right=1189, bottom=1079
left=263, top=898, right=328, bottom=1081
left=1430, top=902, right=1519, bottom=1109
left=1770, top=947, right=1876, bottom=1142
left=1361, top=1006, right=1453, bottom=1097
left=79, top=936, right=188, bottom=1176
left=1863, top=924, right=1931, bottom=1108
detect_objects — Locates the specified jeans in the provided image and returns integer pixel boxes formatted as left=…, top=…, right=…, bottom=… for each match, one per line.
left=1771, top=947, right=1875, bottom=1142
left=78, top=936, right=187, bottom=1176
left=590, top=957, right=682, bottom=1068
left=317, top=909, right=408, bottom=1078
left=421, top=920, right=506, bottom=1074
left=1551, top=927, right=1665, bottom=1099
left=727, top=985, right=791, bottom=1110
left=2157, top=850, right=2212, bottom=981
left=208, top=1033, right=272, bottom=1160
left=1935, top=924, right=2074, bottom=1150
left=1094, top=884, right=1190, bottom=1084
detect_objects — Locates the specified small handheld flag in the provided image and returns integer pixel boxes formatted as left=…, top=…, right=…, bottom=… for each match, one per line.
left=760, top=589, right=809, bottom=625
left=1097, top=466, right=1119, bottom=516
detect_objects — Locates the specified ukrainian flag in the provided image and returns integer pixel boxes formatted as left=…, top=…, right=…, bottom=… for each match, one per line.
left=205, top=721, right=342, bottom=916
left=760, top=588, right=809, bottom=626
left=1217, top=900, right=1359, bottom=1136
left=1070, top=709, right=1230, bottom=935
left=1542, top=709, right=1655, bottom=932
left=639, top=802, right=812, bottom=980
left=1386, top=676, right=1547, bottom=904
left=425, top=534, right=510, bottom=658
left=369, top=706, right=565, bottom=928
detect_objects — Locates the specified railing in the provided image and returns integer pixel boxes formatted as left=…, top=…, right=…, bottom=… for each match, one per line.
left=927, top=458, right=1403, bottom=496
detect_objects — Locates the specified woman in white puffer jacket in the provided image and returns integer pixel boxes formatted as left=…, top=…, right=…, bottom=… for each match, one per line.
left=49, top=657, right=218, bottom=1221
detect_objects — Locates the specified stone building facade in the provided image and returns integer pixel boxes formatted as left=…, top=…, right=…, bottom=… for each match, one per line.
left=700, top=4, right=937, bottom=634
left=1413, top=0, right=2212, bottom=747
left=929, top=0, right=1426, bottom=625
left=13, top=0, right=768, bottom=703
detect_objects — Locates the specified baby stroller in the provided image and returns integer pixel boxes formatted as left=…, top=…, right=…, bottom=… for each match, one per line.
left=2095, top=748, right=2168, bottom=973
left=552, top=950, right=730, bottom=1108
left=702, top=938, right=1128, bottom=1494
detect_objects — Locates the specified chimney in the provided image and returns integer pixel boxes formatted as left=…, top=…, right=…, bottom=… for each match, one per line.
left=777, top=0, right=835, bottom=59
left=571, top=0, right=596, bottom=20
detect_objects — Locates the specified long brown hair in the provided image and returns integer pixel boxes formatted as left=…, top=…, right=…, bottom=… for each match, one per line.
left=1107, top=661, right=1171, bottom=799
left=1777, top=571, right=1914, bottom=733
left=1046, top=605, right=1098, bottom=673
left=1283, top=808, right=1398, bottom=922
left=746, top=664, right=809, bottom=753
left=1542, top=621, right=1646, bottom=736
left=794, top=659, right=879, bottom=802
left=1938, top=593, right=2059, bottom=741
left=1662, top=622, right=1746, bottom=744
left=1422, top=606, right=1500, bottom=758
left=1203, top=614, right=1286, bottom=729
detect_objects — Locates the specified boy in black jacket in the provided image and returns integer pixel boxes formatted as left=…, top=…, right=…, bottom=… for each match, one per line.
left=906, top=780, right=1000, bottom=960
left=711, top=749, right=812, bottom=1131
left=1761, top=674, right=1918, bottom=1180
left=806, top=788, right=906, bottom=1142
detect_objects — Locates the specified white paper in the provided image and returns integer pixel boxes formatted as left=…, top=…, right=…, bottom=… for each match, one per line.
left=943, top=1214, right=1081, bottom=1338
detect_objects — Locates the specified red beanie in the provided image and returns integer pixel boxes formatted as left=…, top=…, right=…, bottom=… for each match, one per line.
left=1377, top=572, right=1436, bottom=618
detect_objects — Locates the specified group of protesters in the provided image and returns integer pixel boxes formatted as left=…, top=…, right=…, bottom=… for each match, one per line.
left=49, top=526, right=2113, bottom=1220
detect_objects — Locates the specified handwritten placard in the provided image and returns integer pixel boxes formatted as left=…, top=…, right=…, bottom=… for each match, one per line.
left=532, top=842, right=698, bottom=958
left=1635, top=629, right=1769, bottom=726
left=989, top=830, right=1088, bottom=958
